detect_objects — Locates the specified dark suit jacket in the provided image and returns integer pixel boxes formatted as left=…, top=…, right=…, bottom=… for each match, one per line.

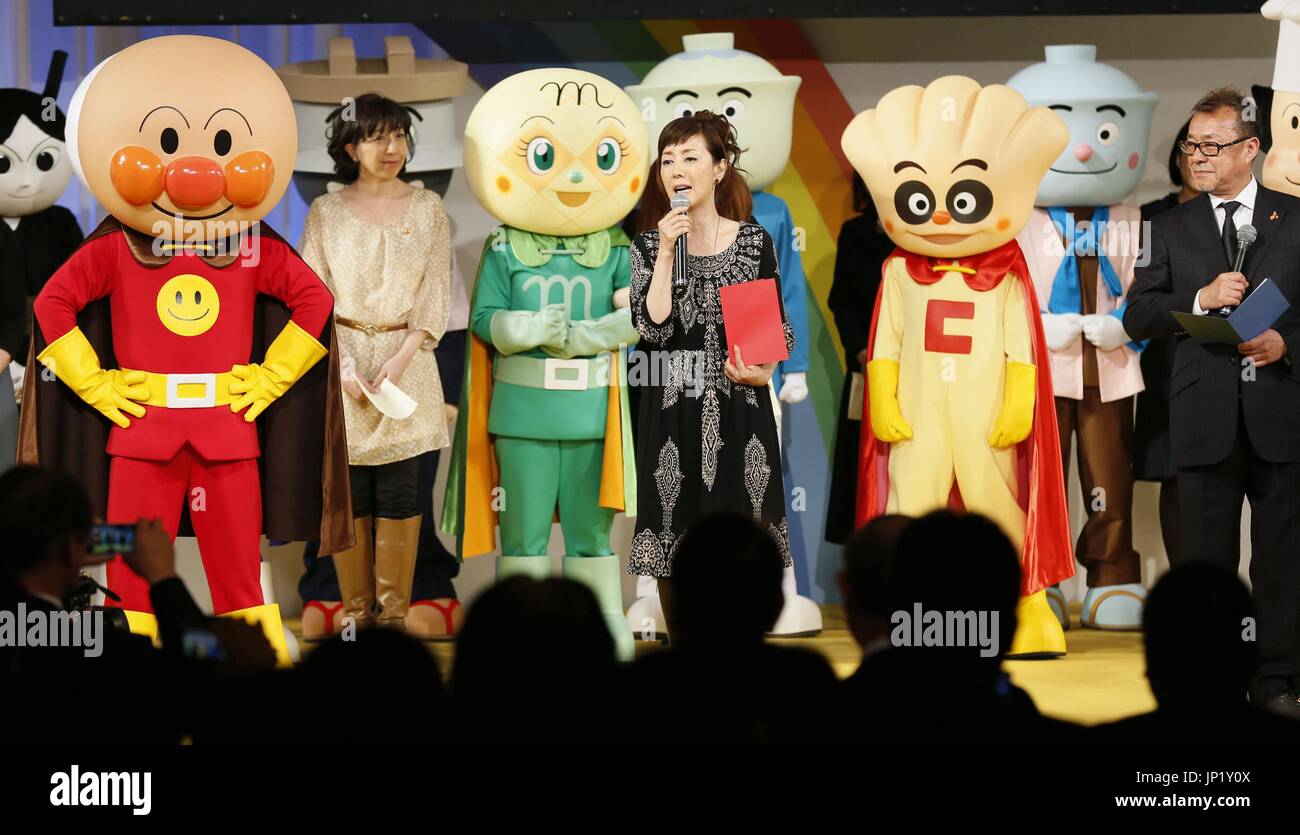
left=1124, top=184, right=1300, bottom=467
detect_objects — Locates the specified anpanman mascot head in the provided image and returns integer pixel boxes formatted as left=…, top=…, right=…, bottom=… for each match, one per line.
left=66, top=35, right=297, bottom=243
left=463, top=68, right=648, bottom=236
left=841, top=75, right=1068, bottom=258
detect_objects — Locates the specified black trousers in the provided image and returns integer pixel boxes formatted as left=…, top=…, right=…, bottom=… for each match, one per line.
left=349, top=457, right=420, bottom=519
left=1177, top=401, right=1300, bottom=702
left=300, top=450, right=459, bottom=601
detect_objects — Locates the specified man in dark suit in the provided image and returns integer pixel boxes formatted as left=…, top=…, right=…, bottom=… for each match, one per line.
left=1125, top=87, right=1300, bottom=717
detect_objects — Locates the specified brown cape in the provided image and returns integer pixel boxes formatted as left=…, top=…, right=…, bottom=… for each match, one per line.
left=17, top=217, right=354, bottom=554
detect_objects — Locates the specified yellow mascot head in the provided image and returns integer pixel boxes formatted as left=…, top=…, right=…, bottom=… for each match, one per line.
left=463, top=68, right=648, bottom=237
left=841, top=75, right=1068, bottom=258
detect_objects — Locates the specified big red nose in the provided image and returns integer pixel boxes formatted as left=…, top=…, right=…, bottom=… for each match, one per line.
left=1074, top=144, right=1094, bottom=162
left=164, top=156, right=226, bottom=210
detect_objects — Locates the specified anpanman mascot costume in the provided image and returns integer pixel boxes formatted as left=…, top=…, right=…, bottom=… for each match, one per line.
left=442, top=69, right=644, bottom=659
left=19, top=36, right=352, bottom=662
left=843, top=76, right=1075, bottom=656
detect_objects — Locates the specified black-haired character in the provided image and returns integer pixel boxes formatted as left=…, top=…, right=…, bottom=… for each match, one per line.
left=0, top=51, right=84, bottom=465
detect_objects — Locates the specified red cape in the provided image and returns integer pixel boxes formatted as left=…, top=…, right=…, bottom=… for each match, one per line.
left=854, top=239, right=1074, bottom=596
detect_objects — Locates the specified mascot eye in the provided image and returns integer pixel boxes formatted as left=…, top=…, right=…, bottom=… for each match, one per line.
left=526, top=137, right=555, bottom=175
left=720, top=99, right=746, bottom=122
left=175, top=291, right=183, bottom=305
left=194, top=291, right=202, bottom=304
left=35, top=148, right=59, bottom=171
left=214, top=130, right=232, bottom=156
left=1096, top=121, right=1120, bottom=147
left=894, top=180, right=936, bottom=224
left=595, top=138, right=622, bottom=174
left=161, top=127, right=180, bottom=155
left=1292, top=115, right=1299, bottom=131
left=946, top=180, right=993, bottom=224
left=672, top=101, right=696, bottom=119
left=0, top=152, right=10, bottom=175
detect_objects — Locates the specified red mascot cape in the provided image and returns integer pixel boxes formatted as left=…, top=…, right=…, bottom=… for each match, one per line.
left=854, top=239, right=1074, bottom=596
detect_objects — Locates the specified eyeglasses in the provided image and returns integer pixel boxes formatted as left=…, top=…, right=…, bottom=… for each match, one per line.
left=1177, top=136, right=1251, bottom=157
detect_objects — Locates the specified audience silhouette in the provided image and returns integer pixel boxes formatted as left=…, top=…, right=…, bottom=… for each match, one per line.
left=4, top=462, right=1295, bottom=747
left=625, top=512, right=840, bottom=743
left=1095, top=562, right=1300, bottom=742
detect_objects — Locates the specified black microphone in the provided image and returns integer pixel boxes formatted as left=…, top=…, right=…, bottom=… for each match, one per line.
left=670, top=194, right=690, bottom=296
left=1218, top=223, right=1258, bottom=316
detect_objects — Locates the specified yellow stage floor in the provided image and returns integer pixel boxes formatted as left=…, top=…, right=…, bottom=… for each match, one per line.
left=288, top=603, right=1155, bottom=727
left=771, top=605, right=1157, bottom=726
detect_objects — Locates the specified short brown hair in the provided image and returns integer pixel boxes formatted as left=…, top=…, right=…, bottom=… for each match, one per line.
left=325, top=93, right=419, bottom=182
left=635, top=110, right=753, bottom=233
left=1190, top=86, right=1260, bottom=140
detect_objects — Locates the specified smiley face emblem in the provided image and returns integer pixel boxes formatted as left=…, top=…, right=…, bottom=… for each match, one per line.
left=156, top=274, right=220, bottom=336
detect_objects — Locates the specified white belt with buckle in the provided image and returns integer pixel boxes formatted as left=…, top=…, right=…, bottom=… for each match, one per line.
left=543, top=358, right=589, bottom=391
left=166, top=373, right=218, bottom=408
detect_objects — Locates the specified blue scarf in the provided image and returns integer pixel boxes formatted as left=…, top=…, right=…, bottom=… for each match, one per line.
left=1045, top=206, right=1146, bottom=353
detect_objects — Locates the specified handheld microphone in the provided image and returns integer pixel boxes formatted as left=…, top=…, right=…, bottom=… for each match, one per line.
left=1219, top=224, right=1257, bottom=316
left=670, top=194, right=690, bottom=296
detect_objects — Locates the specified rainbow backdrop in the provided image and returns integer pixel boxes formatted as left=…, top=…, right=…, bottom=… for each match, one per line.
left=424, top=19, right=859, bottom=591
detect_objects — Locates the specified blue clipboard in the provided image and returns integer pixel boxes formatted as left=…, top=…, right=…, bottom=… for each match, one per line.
left=1171, top=278, right=1290, bottom=344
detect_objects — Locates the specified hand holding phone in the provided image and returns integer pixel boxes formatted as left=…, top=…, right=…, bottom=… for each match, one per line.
left=88, top=523, right=135, bottom=557
left=120, top=518, right=178, bottom=586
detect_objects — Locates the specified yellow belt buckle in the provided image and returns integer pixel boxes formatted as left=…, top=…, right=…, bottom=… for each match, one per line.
left=166, top=373, right=217, bottom=408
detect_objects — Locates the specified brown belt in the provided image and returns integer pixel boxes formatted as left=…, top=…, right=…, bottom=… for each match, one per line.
left=335, top=316, right=408, bottom=336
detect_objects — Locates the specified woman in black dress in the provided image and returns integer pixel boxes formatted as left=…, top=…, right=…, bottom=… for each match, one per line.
left=627, top=111, right=795, bottom=585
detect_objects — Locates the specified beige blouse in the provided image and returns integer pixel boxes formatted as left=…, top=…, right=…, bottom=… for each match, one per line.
left=300, top=188, right=452, bottom=466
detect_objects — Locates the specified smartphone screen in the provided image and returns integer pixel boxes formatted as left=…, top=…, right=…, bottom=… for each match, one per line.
left=181, top=629, right=226, bottom=662
left=88, top=523, right=135, bottom=556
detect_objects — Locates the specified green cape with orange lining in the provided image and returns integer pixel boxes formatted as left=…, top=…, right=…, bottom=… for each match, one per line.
left=439, top=228, right=637, bottom=559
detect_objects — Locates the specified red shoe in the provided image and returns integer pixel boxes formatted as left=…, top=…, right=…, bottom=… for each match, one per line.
left=405, top=598, right=463, bottom=640
left=301, top=600, right=345, bottom=642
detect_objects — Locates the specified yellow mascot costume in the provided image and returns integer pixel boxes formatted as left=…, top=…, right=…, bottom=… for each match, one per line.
left=843, top=76, right=1076, bottom=656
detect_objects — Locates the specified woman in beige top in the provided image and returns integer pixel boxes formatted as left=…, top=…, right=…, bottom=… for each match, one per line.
left=299, top=93, right=451, bottom=632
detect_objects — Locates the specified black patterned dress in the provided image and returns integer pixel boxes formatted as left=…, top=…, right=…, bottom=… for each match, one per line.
left=627, top=222, right=795, bottom=577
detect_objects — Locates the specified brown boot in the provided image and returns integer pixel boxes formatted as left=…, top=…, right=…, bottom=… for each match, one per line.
left=334, top=516, right=376, bottom=629
left=375, top=516, right=421, bottom=628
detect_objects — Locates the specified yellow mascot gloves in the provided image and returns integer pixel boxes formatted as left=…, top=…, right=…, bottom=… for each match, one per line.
left=37, top=327, right=149, bottom=429
left=229, top=320, right=328, bottom=422
left=988, top=361, right=1037, bottom=448
left=867, top=358, right=912, bottom=443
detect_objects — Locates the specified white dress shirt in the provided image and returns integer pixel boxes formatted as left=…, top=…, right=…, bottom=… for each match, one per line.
left=1193, top=177, right=1258, bottom=315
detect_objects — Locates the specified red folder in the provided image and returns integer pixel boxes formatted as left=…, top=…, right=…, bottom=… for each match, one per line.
left=718, top=278, right=789, bottom=367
